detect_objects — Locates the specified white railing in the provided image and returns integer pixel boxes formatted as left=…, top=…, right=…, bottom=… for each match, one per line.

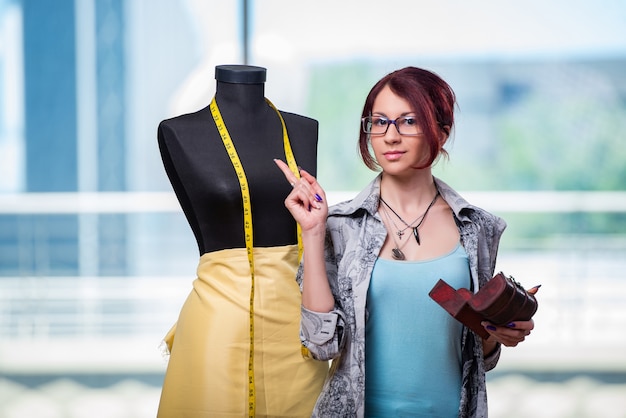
left=2, top=190, right=626, bottom=213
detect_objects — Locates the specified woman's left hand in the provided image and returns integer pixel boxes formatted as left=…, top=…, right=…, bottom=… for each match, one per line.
left=481, top=319, right=534, bottom=347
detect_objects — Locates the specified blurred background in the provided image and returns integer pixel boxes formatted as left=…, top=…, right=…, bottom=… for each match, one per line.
left=0, top=0, right=625, bottom=417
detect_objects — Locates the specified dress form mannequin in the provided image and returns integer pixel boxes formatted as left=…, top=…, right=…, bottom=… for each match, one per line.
left=158, top=65, right=318, bottom=254
left=156, top=65, right=327, bottom=418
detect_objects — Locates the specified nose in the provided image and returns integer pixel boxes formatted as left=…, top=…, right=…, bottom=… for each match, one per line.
left=384, top=121, right=401, bottom=141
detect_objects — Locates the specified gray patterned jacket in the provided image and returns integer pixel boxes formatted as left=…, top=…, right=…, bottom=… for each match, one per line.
left=299, top=175, right=507, bottom=418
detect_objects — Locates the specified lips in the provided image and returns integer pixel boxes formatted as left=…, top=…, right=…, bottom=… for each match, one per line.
left=383, top=150, right=405, bottom=161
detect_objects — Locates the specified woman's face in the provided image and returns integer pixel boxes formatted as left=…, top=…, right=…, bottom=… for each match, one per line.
left=369, top=86, right=429, bottom=175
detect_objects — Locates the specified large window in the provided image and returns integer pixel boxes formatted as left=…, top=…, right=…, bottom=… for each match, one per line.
left=0, top=1, right=625, bottom=417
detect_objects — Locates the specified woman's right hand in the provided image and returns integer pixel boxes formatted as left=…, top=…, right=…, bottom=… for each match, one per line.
left=273, top=159, right=328, bottom=232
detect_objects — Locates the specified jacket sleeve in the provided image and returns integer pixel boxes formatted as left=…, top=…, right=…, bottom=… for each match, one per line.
left=483, top=341, right=501, bottom=371
left=297, top=225, right=347, bottom=361
left=477, top=210, right=507, bottom=371
left=300, top=306, right=346, bottom=361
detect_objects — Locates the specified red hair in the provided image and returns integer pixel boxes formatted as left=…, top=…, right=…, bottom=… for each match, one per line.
left=358, top=67, right=456, bottom=170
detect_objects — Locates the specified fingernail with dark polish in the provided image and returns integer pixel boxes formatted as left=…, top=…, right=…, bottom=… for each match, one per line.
left=486, top=325, right=497, bottom=331
left=506, top=322, right=516, bottom=328
left=315, top=194, right=323, bottom=202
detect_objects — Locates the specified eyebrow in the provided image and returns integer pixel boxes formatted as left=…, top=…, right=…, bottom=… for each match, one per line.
left=371, top=112, right=416, bottom=118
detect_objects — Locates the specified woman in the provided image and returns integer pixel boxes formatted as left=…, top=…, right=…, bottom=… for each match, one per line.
left=274, top=66, right=535, bottom=417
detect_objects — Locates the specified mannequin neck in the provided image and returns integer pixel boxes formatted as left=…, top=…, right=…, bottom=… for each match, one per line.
left=215, top=81, right=266, bottom=112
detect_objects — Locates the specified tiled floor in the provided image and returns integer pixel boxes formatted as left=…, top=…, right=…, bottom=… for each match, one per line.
left=1, top=374, right=625, bottom=418
left=487, top=374, right=626, bottom=418
left=0, top=378, right=160, bottom=418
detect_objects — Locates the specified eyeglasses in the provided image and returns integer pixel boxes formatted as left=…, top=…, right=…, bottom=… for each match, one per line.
left=361, top=116, right=422, bottom=136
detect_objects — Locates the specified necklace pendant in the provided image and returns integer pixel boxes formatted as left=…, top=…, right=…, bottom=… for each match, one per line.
left=413, top=227, right=421, bottom=245
left=397, top=230, right=404, bottom=240
left=391, top=248, right=406, bottom=261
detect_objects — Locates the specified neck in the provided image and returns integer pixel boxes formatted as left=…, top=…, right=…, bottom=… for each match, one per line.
left=379, top=172, right=437, bottom=208
left=215, top=81, right=266, bottom=111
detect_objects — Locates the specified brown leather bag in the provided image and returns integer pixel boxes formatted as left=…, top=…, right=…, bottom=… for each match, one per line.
left=429, top=272, right=538, bottom=339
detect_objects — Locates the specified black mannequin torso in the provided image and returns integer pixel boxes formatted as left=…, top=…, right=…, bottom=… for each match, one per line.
left=158, top=65, right=318, bottom=255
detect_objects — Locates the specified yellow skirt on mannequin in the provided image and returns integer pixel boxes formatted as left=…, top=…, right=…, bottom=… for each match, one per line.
left=157, top=245, right=328, bottom=418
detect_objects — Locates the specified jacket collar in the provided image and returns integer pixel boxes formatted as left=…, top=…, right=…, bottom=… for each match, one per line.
left=328, top=175, right=381, bottom=218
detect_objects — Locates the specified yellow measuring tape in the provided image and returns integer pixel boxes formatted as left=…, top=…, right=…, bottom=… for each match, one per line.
left=210, top=97, right=302, bottom=417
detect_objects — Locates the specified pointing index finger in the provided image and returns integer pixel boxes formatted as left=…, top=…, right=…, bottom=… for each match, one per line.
left=273, top=159, right=298, bottom=185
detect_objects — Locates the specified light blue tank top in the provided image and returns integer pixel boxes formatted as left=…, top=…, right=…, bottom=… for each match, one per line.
left=365, top=243, right=470, bottom=418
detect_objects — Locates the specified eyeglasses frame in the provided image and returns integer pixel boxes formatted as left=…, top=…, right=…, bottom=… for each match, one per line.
left=361, top=115, right=422, bottom=136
